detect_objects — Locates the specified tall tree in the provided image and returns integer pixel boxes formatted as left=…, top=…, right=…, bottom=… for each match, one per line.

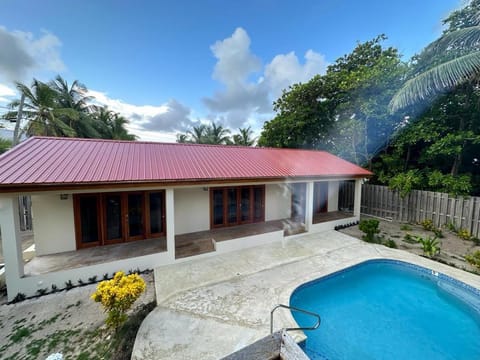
left=259, top=35, right=406, bottom=168
left=258, top=75, right=335, bottom=149
left=390, top=0, right=480, bottom=111
left=93, top=106, right=137, bottom=140
left=324, top=35, right=407, bottom=167
left=49, top=75, right=100, bottom=138
left=177, top=122, right=232, bottom=144
left=232, top=126, right=256, bottom=146
left=15, top=79, right=77, bottom=137
left=204, top=122, right=231, bottom=144
left=186, top=124, right=207, bottom=143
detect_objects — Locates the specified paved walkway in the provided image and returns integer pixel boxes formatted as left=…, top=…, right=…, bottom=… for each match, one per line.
left=132, top=231, right=480, bottom=360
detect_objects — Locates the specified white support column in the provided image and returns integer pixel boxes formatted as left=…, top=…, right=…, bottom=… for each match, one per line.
left=0, top=196, right=24, bottom=296
left=305, top=181, right=314, bottom=231
left=354, top=179, right=363, bottom=218
left=165, top=189, right=175, bottom=261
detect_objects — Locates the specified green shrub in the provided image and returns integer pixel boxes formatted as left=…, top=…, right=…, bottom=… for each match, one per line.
left=383, top=239, right=397, bottom=248
left=433, top=227, right=444, bottom=238
left=400, top=224, right=412, bottom=231
left=465, top=250, right=480, bottom=271
left=416, top=236, right=440, bottom=258
left=359, top=219, right=380, bottom=243
left=420, top=219, right=434, bottom=231
left=457, top=228, right=471, bottom=240
left=445, top=222, right=458, bottom=233
left=91, top=271, right=146, bottom=331
left=403, top=233, right=416, bottom=244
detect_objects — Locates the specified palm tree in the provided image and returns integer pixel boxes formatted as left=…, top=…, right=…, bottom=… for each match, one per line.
left=16, top=79, right=77, bottom=137
left=176, top=133, right=189, bottom=143
left=0, top=138, right=12, bottom=154
left=93, top=106, right=137, bottom=140
left=204, top=122, right=231, bottom=144
left=232, top=126, right=256, bottom=146
left=49, top=75, right=100, bottom=138
left=390, top=5, right=480, bottom=111
left=186, top=124, right=207, bottom=143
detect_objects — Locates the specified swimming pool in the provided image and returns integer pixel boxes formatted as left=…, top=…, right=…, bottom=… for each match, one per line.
left=290, top=259, right=480, bottom=360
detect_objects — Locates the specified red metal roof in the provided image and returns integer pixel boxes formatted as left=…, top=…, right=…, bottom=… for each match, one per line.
left=0, top=137, right=372, bottom=189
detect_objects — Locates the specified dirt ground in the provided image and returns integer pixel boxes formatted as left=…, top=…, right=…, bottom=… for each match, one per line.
left=0, top=272, right=155, bottom=360
left=339, top=215, right=480, bottom=273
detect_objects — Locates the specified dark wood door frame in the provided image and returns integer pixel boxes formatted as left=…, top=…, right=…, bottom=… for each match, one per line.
left=74, top=190, right=166, bottom=249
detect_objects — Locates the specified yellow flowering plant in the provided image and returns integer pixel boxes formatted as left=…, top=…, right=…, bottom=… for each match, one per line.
left=91, top=271, right=146, bottom=331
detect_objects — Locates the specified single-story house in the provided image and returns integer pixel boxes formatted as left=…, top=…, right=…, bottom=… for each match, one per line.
left=0, top=136, right=371, bottom=300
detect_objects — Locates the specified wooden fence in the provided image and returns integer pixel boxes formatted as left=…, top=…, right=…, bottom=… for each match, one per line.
left=359, top=184, right=480, bottom=238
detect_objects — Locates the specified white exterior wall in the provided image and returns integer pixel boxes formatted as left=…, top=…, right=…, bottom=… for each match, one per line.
left=265, top=184, right=291, bottom=221
left=31, top=194, right=76, bottom=256
left=3, top=178, right=364, bottom=300
left=328, top=181, right=339, bottom=212
left=174, top=187, right=210, bottom=235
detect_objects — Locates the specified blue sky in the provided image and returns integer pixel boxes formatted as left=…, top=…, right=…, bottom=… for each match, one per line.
left=0, top=0, right=462, bottom=141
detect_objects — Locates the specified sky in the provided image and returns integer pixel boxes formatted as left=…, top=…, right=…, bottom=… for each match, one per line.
left=0, top=0, right=463, bottom=142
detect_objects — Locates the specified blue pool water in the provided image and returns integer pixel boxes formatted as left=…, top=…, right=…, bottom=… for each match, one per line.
left=290, top=260, right=480, bottom=360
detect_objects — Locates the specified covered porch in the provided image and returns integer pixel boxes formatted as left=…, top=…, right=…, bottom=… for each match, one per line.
left=23, top=210, right=356, bottom=275
left=0, top=179, right=362, bottom=299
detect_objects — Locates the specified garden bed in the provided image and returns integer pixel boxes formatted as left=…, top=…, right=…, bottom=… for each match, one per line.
left=0, top=272, right=155, bottom=360
left=339, top=215, right=480, bottom=273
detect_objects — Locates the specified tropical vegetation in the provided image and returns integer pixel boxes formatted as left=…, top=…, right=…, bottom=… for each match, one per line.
left=176, top=123, right=256, bottom=145
left=91, top=271, right=146, bottom=331
left=258, top=1, right=480, bottom=196
left=1, top=75, right=137, bottom=144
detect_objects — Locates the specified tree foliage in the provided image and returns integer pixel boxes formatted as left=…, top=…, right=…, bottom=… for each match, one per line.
left=390, top=0, right=480, bottom=111
left=258, top=36, right=406, bottom=167
left=258, top=75, right=335, bottom=149
left=1, top=76, right=137, bottom=142
left=176, top=122, right=256, bottom=146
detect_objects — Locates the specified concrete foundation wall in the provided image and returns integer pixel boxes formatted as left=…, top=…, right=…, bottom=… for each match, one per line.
left=328, top=181, right=339, bottom=212
left=265, top=184, right=291, bottom=221
left=7, top=251, right=173, bottom=301
left=310, top=215, right=359, bottom=233
left=215, top=230, right=283, bottom=254
left=174, top=187, right=210, bottom=235
left=31, top=194, right=76, bottom=256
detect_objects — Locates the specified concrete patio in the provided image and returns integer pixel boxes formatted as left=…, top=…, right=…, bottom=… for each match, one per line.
left=132, top=230, right=480, bottom=360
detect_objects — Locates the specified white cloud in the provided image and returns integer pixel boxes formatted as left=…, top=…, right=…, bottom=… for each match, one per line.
left=203, top=27, right=328, bottom=131
left=87, top=89, right=194, bottom=142
left=210, top=27, right=261, bottom=86
left=0, top=26, right=65, bottom=82
left=264, top=50, right=328, bottom=98
left=0, top=83, right=16, bottom=103
left=87, top=90, right=169, bottom=118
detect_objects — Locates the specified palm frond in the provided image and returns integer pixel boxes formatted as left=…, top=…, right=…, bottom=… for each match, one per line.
left=390, top=51, right=480, bottom=111
left=426, top=26, right=480, bottom=54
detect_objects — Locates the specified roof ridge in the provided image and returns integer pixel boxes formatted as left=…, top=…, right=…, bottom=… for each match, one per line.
left=28, top=136, right=330, bottom=153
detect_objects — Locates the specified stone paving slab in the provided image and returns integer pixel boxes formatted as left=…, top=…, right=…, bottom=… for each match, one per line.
left=132, top=231, right=480, bottom=360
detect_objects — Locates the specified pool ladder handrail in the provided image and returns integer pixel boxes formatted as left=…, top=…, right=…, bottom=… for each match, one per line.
left=270, top=304, right=321, bottom=334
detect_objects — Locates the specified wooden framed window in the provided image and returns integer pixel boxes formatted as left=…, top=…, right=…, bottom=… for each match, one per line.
left=74, top=190, right=165, bottom=249
left=74, top=194, right=101, bottom=248
left=210, top=185, right=265, bottom=228
left=146, top=191, right=165, bottom=237
left=104, top=193, right=123, bottom=245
